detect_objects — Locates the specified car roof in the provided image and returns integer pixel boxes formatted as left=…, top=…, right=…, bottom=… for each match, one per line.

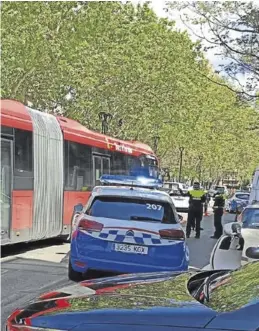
left=92, top=185, right=172, bottom=203
left=244, top=203, right=259, bottom=209
left=235, top=191, right=250, bottom=195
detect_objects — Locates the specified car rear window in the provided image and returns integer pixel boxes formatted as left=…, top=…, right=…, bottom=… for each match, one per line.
left=236, top=193, right=249, bottom=200
left=170, top=190, right=184, bottom=197
left=242, top=208, right=259, bottom=227
left=87, top=197, right=177, bottom=224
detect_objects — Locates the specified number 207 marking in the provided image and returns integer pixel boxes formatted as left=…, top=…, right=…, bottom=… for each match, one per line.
left=146, top=203, right=162, bottom=210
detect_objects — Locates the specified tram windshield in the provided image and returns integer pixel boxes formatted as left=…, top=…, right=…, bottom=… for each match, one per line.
left=130, top=154, right=159, bottom=179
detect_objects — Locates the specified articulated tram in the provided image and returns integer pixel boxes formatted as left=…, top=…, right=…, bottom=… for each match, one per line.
left=1, top=99, right=159, bottom=245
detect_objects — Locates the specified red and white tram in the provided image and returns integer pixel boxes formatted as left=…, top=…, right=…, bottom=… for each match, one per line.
left=1, top=99, right=158, bottom=245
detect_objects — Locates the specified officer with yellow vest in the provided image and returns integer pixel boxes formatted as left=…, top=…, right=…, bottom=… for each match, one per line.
left=185, top=182, right=206, bottom=239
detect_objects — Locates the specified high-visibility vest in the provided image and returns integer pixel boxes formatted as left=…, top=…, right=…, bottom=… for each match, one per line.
left=189, top=190, right=206, bottom=200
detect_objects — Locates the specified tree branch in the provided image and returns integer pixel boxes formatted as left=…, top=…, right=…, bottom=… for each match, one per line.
left=13, top=67, right=36, bottom=95
left=195, top=69, right=258, bottom=99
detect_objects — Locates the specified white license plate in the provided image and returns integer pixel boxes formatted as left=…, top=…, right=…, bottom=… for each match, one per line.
left=114, top=243, right=148, bottom=255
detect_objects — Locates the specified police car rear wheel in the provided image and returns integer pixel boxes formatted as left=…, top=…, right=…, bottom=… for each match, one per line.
left=68, top=259, right=83, bottom=282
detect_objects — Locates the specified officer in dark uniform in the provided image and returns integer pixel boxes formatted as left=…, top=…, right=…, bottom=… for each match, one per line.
left=210, top=191, right=226, bottom=239
left=184, top=182, right=206, bottom=239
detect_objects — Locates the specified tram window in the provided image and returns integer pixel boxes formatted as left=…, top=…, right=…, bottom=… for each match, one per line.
left=1, top=126, right=14, bottom=137
left=111, top=152, right=128, bottom=175
left=65, top=141, right=92, bottom=191
left=14, top=129, right=33, bottom=190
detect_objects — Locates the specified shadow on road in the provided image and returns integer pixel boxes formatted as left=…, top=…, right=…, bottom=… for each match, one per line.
left=1, top=238, right=65, bottom=258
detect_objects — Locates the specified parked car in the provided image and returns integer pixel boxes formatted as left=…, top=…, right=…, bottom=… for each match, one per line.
left=163, top=181, right=189, bottom=194
left=237, top=202, right=259, bottom=261
left=225, top=192, right=250, bottom=213
left=208, top=185, right=228, bottom=197
left=7, top=260, right=259, bottom=331
left=169, top=189, right=189, bottom=213
left=69, top=175, right=189, bottom=281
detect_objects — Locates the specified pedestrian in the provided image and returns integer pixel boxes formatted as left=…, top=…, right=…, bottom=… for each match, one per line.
left=210, top=191, right=226, bottom=239
left=181, top=182, right=206, bottom=239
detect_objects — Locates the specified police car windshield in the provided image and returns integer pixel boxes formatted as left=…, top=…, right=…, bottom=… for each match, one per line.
left=88, top=197, right=177, bottom=223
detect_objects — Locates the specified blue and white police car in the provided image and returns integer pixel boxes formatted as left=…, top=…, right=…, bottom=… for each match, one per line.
left=69, top=175, right=189, bottom=281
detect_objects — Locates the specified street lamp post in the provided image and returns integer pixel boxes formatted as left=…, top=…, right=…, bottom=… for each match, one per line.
left=98, top=112, right=113, bottom=134
left=153, top=135, right=160, bottom=154
left=179, top=147, right=184, bottom=182
left=163, top=168, right=170, bottom=181
left=198, top=155, right=203, bottom=183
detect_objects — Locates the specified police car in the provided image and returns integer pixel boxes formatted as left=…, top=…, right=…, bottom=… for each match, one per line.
left=69, top=175, right=189, bottom=281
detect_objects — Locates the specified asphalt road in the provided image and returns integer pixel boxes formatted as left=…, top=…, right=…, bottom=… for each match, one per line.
left=1, top=212, right=236, bottom=329
left=185, top=210, right=235, bottom=268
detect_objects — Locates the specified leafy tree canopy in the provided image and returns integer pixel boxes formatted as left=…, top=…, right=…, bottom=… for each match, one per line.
left=1, top=1, right=259, bottom=182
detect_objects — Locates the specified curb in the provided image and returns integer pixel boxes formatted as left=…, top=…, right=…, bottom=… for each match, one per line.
left=0, top=256, right=17, bottom=263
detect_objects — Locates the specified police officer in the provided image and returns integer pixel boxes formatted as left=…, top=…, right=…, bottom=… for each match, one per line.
left=185, top=182, right=206, bottom=239
left=210, top=191, right=226, bottom=239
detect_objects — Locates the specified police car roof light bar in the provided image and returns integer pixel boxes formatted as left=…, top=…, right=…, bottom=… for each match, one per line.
left=99, top=174, right=163, bottom=189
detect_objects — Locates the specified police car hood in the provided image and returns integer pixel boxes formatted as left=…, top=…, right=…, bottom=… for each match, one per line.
left=8, top=271, right=217, bottom=330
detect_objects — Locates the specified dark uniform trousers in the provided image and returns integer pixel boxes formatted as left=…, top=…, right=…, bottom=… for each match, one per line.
left=214, top=207, right=223, bottom=238
left=186, top=207, right=203, bottom=237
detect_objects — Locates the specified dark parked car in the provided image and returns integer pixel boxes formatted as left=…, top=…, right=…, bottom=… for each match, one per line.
left=6, top=259, right=259, bottom=331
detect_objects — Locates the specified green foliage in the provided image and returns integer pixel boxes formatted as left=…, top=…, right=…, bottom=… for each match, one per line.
left=166, top=1, right=259, bottom=99
left=1, top=1, right=259, bottom=180
left=207, top=262, right=259, bottom=312
left=45, top=273, right=192, bottom=314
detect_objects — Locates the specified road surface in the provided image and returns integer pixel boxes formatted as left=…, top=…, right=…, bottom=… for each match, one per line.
left=1, top=212, right=235, bottom=328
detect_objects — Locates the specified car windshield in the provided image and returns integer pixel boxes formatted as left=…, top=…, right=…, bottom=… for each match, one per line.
left=163, top=183, right=179, bottom=190
left=242, top=208, right=259, bottom=226
left=236, top=193, right=250, bottom=200
left=87, top=197, right=177, bottom=223
left=215, top=186, right=225, bottom=193
left=170, top=190, right=184, bottom=197
left=204, top=262, right=259, bottom=312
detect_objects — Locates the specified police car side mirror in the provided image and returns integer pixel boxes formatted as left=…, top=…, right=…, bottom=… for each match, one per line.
left=231, top=222, right=241, bottom=234
left=223, top=222, right=241, bottom=235
left=74, top=203, right=84, bottom=213
left=245, top=247, right=259, bottom=260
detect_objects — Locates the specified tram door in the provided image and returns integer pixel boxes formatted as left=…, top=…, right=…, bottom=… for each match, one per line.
left=93, top=155, right=110, bottom=186
left=1, top=138, right=13, bottom=241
